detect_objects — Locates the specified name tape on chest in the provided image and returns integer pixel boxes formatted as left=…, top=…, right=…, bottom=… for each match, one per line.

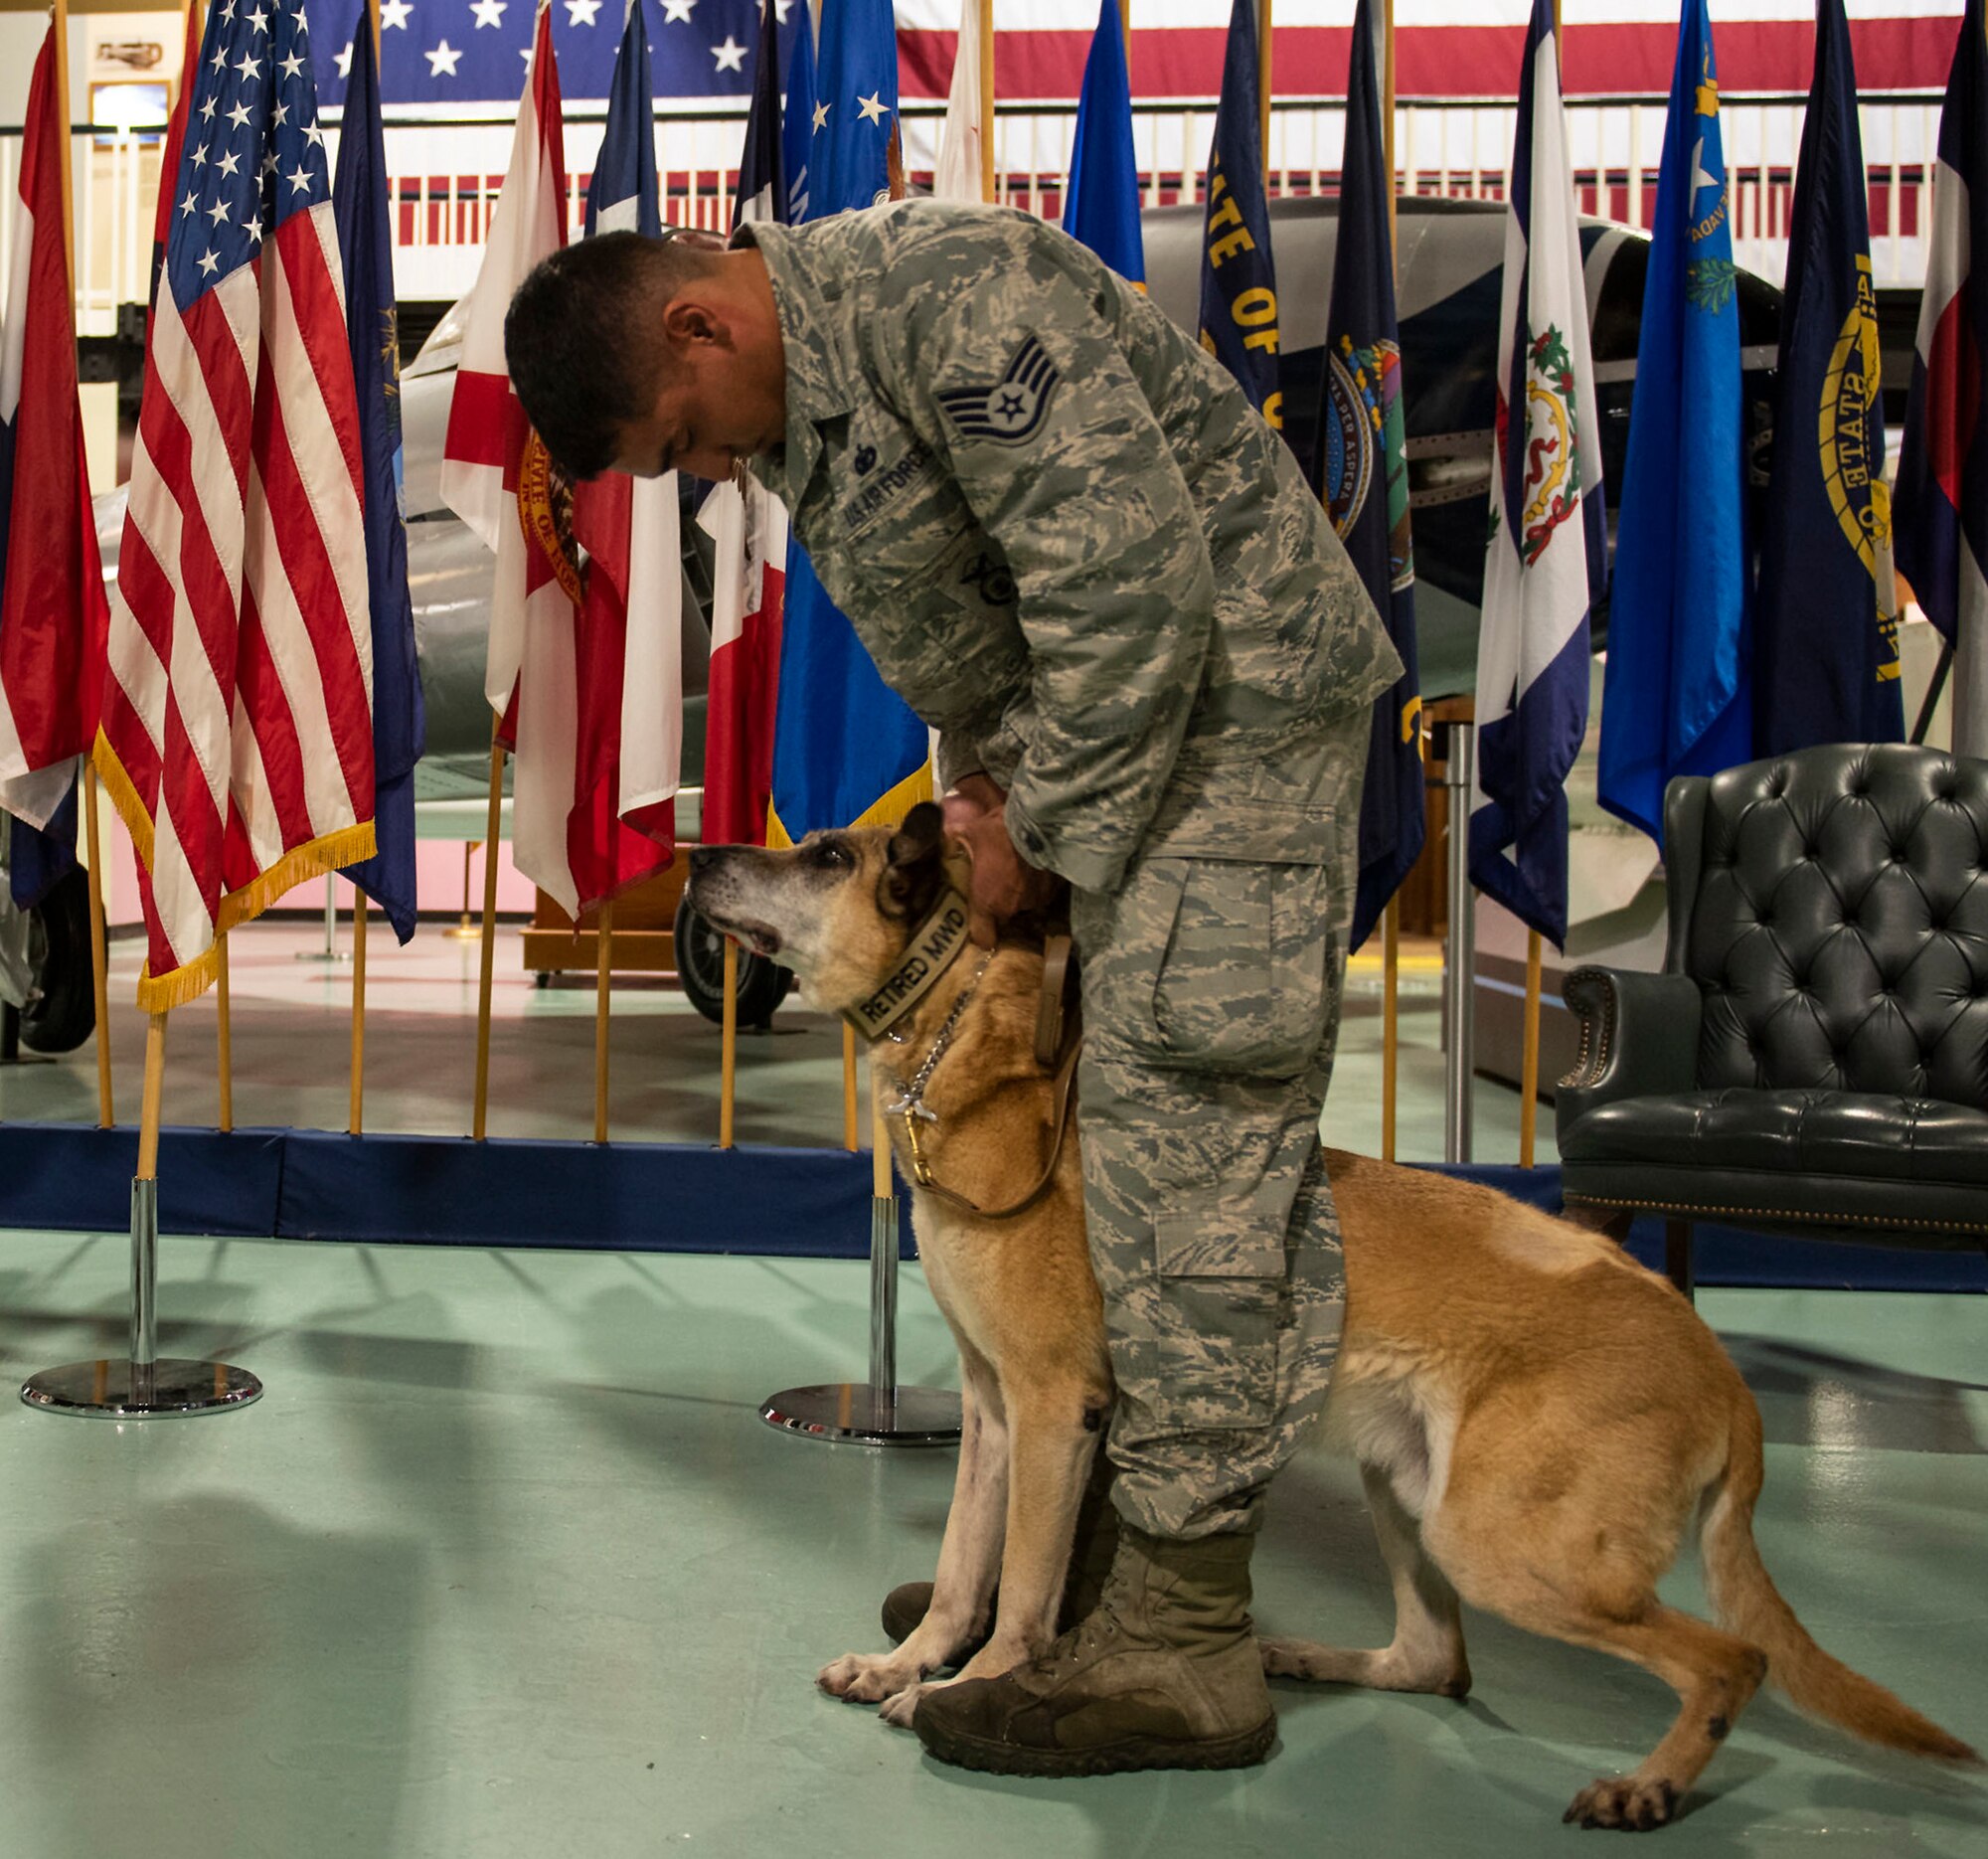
left=845, top=889, right=974, bottom=1041
left=841, top=436, right=937, bottom=538
left=936, top=336, right=1061, bottom=446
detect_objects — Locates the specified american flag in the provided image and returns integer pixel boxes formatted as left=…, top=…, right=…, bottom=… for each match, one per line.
left=306, top=0, right=803, bottom=108
left=297, top=0, right=1965, bottom=109
left=97, top=0, right=375, bottom=1012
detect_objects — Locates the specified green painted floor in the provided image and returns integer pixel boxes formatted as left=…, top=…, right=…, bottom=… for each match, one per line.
left=0, top=1234, right=1979, bottom=1858
left=0, top=924, right=1980, bottom=1854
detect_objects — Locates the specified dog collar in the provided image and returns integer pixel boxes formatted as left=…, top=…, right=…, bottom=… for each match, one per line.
left=845, top=887, right=973, bottom=1042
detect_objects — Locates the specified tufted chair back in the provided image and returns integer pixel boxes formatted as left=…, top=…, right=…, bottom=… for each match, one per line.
left=1663, top=745, right=1988, bottom=1109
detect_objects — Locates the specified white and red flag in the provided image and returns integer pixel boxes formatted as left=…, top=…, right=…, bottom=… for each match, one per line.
left=442, top=0, right=670, bottom=916
left=697, top=478, right=786, bottom=846
left=96, top=0, right=375, bottom=1011
left=0, top=26, right=108, bottom=835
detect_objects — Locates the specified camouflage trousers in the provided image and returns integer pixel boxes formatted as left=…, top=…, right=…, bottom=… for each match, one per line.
left=1069, top=717, right=1365, bottom=1542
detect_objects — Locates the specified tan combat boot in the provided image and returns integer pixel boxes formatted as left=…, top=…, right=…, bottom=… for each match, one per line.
left=910, top=1522, right=1275, bottom=1776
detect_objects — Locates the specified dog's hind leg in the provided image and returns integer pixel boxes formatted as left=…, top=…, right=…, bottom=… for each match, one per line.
left=878, top=1386, right=1099, bottom=1725
left=820, top=1352, right=1010, bottom=1706
left=1422, top=1426, right=1766, bottom=1831
left=1261, top=1463, right=1471, bottom=1698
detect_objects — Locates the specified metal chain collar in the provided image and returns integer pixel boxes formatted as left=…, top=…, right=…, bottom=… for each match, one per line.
left=883, top=953, right=990, bottom=1180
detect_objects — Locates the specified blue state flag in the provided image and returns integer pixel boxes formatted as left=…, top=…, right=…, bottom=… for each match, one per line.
left=586, top=0, right=662, bottom=237
left=7, top=782, right=77, bottom=911
left=1320, top=0, right=1421, bottom=952
left=781, top=4, right=817, bottom=225
left=333, top=18, right=423, bottom=943
left=1064, top=0, right=1144, bottom=287
left=768, top=0, right=929, bottom=841
left=1196, top=0, right=1281, bottom=428
left=1599, top=0, right=1751, bottom=844
left=734, top=0, right=785, bottom=230
left=1753, top=0, right=1903, bottom=753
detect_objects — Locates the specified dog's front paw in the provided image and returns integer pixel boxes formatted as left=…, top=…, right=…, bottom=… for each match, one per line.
left=878, top=1680, right=936, bottom=1729
left=1563, top=1774, right=1680, bottom=1831
left=817, top=1650, right=920, bottom=1704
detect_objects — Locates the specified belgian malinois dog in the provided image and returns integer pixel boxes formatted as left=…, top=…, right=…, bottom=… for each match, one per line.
left=687, top=806, right=1975, bottom=1828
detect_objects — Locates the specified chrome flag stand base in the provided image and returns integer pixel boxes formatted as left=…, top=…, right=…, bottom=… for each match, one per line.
left=21, top=1180, right=261, bottom=1419
left=759, top=1193, right=960, bottom=1447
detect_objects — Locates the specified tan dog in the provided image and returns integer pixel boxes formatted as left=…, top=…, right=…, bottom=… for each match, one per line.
left=686, top=807, right=1976, bottom=1829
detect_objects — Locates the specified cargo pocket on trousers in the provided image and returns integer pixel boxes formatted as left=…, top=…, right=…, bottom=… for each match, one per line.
left=1151, top=1209, right=1281, bottom=1432
left=1148, top=862, right=1335, bottom=1078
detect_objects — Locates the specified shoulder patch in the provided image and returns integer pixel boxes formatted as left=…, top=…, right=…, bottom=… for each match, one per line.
left=936, top=336, right=1061, bottom=445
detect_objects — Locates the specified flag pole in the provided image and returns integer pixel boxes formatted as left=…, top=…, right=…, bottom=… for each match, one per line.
left=1256, top=0, right=1272, bottom=164
left=472, top=725, right=504, bottom=1139
left=842, top=1021, right=859, bottom=1150
left=349, top=891, right=368, bottom=1132
left=1380, top=0, right=1400, bottom=1162
left=979, top=0, right=996, bottom=205
left=592, top=898, right=613, bottom=1142
left=52, top=0, right=115, bottom=1129
left=1520, top=929, right=1542, bottom=1164
left=216, top=932, right=233, bottom=1131
left=22, top=1005, right=262, bottom=1416
left=719, top=936, right=738, bottom=1148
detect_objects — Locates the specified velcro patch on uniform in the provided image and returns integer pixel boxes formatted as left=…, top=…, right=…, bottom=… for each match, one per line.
left=936, top=336, right=1061, bottom=445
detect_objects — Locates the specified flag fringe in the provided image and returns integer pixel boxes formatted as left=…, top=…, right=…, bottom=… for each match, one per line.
left=91, top=728, right=155, bottom=872
left=765, top=761, right=934, bottom=850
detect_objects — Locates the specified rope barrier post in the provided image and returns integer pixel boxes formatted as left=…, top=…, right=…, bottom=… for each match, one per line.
left=349, top=891, right=369, bottom=1134
left=22, top=1008, right=262, bottom=1417
left=472, top=728, right=504, bottom=1139
left=1437, top=706, right=1476, bottom=1163
left=592, top=898, right=613, bottom=1144
left=757, top=1030, right=960, bottom=1447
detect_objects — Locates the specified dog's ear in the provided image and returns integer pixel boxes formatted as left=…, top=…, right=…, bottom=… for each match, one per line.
left=880, top=802, right=946, bottom=921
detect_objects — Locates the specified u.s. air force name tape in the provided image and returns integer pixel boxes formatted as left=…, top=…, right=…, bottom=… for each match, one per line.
left=846, top=889, right=973, bottom=1041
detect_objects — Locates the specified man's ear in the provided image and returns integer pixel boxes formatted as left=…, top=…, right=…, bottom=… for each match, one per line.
left=880, top=802, right=946, bottom=921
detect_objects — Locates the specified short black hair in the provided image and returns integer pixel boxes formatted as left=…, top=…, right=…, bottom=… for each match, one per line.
left=503, top=232, right=720, bottom=479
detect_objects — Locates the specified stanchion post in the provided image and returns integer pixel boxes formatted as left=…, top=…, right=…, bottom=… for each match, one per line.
left=349, top=890, right=369, bottom=1134
left=1520, top=928, right=1542, bottom=1166
left=756, top=1043, right=960, bottom=1447
left=592, top=898, right=613, bottom=1144
left=215, top=931, right=233, bottom=1133
left=22, top=1007, right=261, bottom=1417
left=472, top=728, right=504, bottom=1139
left=719, top=935, right=739, bottom=1149
left=1441, top=712, right=1475, bottom=1164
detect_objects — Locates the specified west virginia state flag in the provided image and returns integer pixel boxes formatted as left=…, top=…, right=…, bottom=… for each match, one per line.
left=1319, top=0, right=1421, bottom=952
left=1196, top=0, right=1280, bottom=427
left=1599, top=0, right=1751, bottom=845
left=1754, top=0, right=1903, bottom=753
left=767, top=0, right=930, bottom=841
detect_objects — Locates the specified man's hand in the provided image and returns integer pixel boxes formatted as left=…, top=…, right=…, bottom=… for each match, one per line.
left=942, top=775, right=1060, bottom=949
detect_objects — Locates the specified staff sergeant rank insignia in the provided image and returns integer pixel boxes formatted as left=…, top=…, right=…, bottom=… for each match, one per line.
left=937, top=336, right=1061, bottom=444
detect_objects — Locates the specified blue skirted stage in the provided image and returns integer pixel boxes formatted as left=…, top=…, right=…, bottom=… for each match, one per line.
left=0, top=1124, right=1980, bottom=1291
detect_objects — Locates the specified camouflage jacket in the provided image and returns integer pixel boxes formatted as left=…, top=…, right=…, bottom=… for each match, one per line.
left=739, top=201, right=1400, bottom=892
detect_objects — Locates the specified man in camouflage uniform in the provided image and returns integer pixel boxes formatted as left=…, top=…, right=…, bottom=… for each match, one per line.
left=504, top=200, right=1399, bottom=1776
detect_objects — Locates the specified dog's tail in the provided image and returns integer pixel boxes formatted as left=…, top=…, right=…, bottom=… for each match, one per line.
left=1701, top=1392, right=1978, bottom=1765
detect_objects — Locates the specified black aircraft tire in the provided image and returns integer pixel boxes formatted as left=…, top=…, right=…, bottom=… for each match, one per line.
left=673, top=893, right=792, bottom=1029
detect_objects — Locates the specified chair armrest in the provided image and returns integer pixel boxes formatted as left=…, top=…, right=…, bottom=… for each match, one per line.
left=1556, top=967, right=1703, bottom=1124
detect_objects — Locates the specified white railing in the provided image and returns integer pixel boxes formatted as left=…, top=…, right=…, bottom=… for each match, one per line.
left=0, top=93, right=1944, bottom=337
